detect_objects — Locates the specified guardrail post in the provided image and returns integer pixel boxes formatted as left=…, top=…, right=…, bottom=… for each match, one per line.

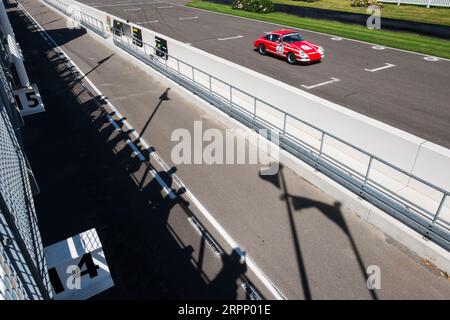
left=319, top=132, right=325, bottom=157
left=177, top=59, right=180, bottom=74
left=191, top=66, right=194, bottom=82
left=282, top=113, right=287, bottom=135
left=229, top=85, right=232, bottom=104
left=209, top=75, right=212, bottom=95
left=432, top=194, right=447, bottom=224
left=364, top=157, right=373, bottom=185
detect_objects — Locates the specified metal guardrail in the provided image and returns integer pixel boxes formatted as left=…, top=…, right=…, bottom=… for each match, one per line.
left=43, top=0, right=108, bottom=38
left=378, top=0, right=450, bottom=7
left=41, top=0, right=450, bottom=250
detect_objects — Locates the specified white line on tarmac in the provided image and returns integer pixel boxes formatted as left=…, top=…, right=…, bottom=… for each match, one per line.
left=137, top=20, right=160, bottom=24
left=364, top=63, right=396, bottom=72
left=157, top=5, right=173, bottom=8
left=217, top=35, right=243, bottom=41
left=301, top=77, right=340, bottom=89
left=372, top=45, right=385, bottom=50
left=424, top=56, right=439, bottom=62
left=27, top=2, right=285, bottom=300
left=124, top=8, right=142, bottom=11
left=178, top=16, right=198, bottom=20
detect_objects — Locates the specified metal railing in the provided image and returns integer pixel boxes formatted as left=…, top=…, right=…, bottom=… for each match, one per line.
left=43, top=0, right=108, bottom=38
left=41, top=0, right=450, bottom=250
left=378, top=0, right=450, bottom=7
left=112, top=29, right=450, bottom=250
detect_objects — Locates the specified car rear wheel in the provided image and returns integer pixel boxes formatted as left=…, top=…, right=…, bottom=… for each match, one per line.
left=287, top=52, right=297, bottom=64
left=258, top=44, right=267, bottom=55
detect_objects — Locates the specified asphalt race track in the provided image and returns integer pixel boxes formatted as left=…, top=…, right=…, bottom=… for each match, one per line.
left=16, top=0, right=450, bottom=299
left=78, top=0, right=450, bottom=148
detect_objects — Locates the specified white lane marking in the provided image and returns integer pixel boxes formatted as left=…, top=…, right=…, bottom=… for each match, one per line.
left=178, top=16, right=198, bottom=20
left=301, top=77, right=340, bottom=89
left=217, top=35, right=243, bottom=41
left=124, top=7, right=142, bottom=11
left=372, top=45, right=385, bottom=50
left=92, top=1, right=161, bottom=8
left=364, top=63, right=396, bottom=72
left=27, top=3, right=285, bottom=300
left=424, top=56, right=439, bottom=62
left=157, top=5, right=173, bottom=8
left=137, top=20, right=159, bottom=24
left=331, top=36, right=342, bottom=41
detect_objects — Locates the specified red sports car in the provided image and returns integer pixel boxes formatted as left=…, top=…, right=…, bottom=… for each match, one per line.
left=254, top=30, right=324, bottom=64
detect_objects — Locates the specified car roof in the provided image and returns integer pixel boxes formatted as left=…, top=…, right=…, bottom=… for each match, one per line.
left=270, top=29, right=297, bottom=35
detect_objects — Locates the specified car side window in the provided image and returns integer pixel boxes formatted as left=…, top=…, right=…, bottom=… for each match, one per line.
left=264, top=34, right=272, bottom=41
left=271, top=34, right=280, bottom=43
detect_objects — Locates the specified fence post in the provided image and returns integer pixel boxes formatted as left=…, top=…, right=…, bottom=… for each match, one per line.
left=319, top=132, right=325, bottom=158
left=209, top=75, right=212, bottom=95
left=364, top=157, right=373, bottom=185
left=432, top=194, right=447, bottom=224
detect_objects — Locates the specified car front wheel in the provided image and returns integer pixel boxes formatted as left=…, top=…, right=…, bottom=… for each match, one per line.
left=258, top=44, right=267, bottom=55
left=287, top=52, right=297, bottom=64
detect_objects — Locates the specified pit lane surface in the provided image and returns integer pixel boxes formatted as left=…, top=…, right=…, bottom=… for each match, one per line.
left=18, top=0, right=450, bottom=299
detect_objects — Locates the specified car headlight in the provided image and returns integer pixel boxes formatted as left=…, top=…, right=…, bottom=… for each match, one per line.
left=318, top=46, right=324, bottom=54
left=299, top=50, right=308, bottom=58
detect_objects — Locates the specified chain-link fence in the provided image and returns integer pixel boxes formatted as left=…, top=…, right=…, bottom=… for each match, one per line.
left=0, top=36, right=51, bottom=300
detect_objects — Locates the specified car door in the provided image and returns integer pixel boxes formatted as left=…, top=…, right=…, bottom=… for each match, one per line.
left=262, top=33, right=281, bottom=56
left=271, top=34, right=285, bottom=57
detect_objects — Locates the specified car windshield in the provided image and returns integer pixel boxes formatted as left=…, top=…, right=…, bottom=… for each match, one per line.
left=282, top=33, right=303, bottom=43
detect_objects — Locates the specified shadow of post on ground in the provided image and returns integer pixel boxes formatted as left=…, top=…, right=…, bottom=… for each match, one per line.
left=260, top=164, right=378, bottom=300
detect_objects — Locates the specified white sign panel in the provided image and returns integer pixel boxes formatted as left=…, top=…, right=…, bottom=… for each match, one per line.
left=13, top=83, right=45, bottom=116
left=44, top=228, right=114, bottom=300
